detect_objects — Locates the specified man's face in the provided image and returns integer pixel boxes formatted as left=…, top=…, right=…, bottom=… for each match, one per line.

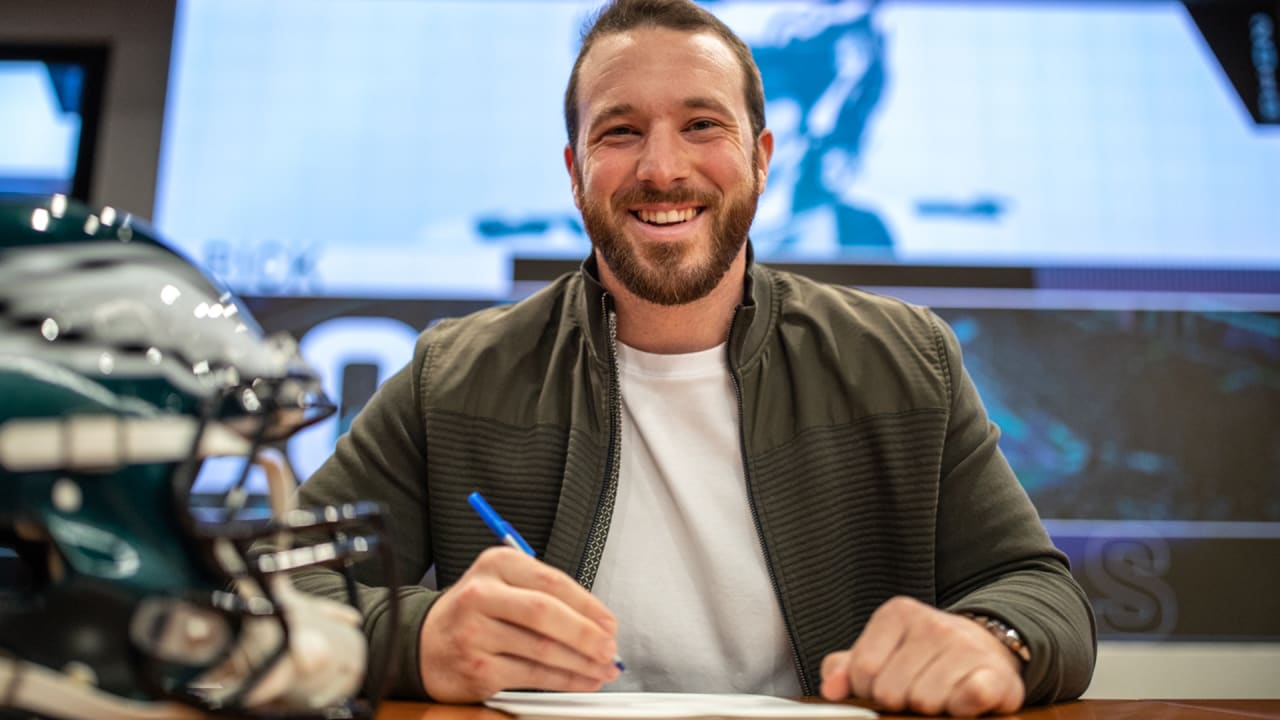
left=566, top=28, right=773, bottom=306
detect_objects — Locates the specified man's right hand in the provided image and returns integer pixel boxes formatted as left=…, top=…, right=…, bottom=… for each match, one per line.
left=418, top=546, right=621, bottom=702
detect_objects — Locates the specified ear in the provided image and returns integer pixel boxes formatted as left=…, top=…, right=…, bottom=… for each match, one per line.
left=754, top=128, right=774, bottom=195
left=564, top=144, right=583, bottom=210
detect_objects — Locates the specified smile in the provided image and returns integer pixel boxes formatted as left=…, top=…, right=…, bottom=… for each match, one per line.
left=632, top=207, right=703, bottom=226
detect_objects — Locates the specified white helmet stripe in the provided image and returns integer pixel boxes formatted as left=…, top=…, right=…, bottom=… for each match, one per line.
left=0, top=416, right=253, bottom=471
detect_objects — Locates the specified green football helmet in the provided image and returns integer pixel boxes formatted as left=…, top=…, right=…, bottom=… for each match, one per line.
left=0, top=195, right=398, bottom=719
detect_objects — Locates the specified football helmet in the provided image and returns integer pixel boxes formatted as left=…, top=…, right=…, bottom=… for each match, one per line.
left=0, top=195, right=398, bottom=719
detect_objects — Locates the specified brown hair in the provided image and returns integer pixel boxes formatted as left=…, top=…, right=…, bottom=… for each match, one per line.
left=563, top=0, right=766, bottom=151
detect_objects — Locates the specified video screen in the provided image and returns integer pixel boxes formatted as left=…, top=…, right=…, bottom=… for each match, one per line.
left=201, top=292, right=1278, bottom=640
left=0, top=47, right=104, bottom=201
left=155, top=0, right=1280, bottom=298
left=159, top=0, right=1280, bottom=640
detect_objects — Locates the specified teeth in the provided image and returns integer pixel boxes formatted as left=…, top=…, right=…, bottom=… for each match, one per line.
left=637, top=208, right=697, bottom=225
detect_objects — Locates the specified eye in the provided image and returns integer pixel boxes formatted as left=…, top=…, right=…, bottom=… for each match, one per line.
left=687, top=119, right=719, bottom=132
left=604, top=125, right=636, bottom=137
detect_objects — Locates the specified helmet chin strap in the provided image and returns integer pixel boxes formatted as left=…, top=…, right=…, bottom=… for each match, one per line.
left=193, top=450, right=368, bottom=712
left=258, top=447, right=296, bottom=519
left=192, top=576, right=366, bottom=711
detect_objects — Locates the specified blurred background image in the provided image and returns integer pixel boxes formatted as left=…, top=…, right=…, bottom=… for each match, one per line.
left=3, top=0, right=1278, bottom=698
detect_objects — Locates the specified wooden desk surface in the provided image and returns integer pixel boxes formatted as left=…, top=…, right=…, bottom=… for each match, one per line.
left=376, top=699, right=1280, bottom=720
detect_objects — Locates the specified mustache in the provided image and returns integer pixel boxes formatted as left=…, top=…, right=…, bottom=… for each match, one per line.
left=612, top=186, right=718, bottom=208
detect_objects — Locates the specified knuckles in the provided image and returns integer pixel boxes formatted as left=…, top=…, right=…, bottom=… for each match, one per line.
left=866, top=595, right=925, bottom=632
left=452, top=579, right=492, bottom=608
left=475, top=545, right=518, bottom=570
left=868, top=670, right=913, bottom=713
left=846, top=653, right=880, bottom=686
left=463, top=651, right=491, bottom=680
left=523, top=595, right=553, bottom=626
left=529, top=565, right=563, bottom=594
left=878, top=595, right=922, bottom=619
left=926, top=614, right=960, bottom=641
left=949, top=673, right=1005, bottom=717
left=451, top=614, right=486, bottom=649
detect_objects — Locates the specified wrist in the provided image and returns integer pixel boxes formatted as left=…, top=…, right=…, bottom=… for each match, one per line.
left=960, top=612, right=1032, bottom=666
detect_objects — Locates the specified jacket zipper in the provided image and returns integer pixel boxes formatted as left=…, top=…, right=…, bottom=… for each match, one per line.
left=727, top=311, right=812, bottom=696
left=575, top=295, right=622, bottom=590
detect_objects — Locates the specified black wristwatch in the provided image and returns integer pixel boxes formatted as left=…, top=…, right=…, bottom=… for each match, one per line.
left=961, top=613, right=1032, bottom=664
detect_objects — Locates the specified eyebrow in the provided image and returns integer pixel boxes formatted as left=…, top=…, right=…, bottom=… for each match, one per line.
left=586, top=96, right=736, bottom=136
left=682, top=96, right=734, bottom=117
left=586, top=103, right=635, bottom=137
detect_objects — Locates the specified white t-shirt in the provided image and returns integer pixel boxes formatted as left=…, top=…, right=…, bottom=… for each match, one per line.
left=590, top=341, right=802, bottom=695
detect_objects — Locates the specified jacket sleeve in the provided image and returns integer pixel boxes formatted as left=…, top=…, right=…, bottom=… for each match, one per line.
left=289, top=332, right=440, bottom=700
left=927, top=313, right=1097, bottom=705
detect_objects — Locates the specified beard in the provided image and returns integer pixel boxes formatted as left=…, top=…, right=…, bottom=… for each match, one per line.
left=576, top=158, right=760, bottom=306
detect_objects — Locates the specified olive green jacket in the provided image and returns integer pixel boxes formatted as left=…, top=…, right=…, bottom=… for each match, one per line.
left=293, top=256, right=1096, bottom=703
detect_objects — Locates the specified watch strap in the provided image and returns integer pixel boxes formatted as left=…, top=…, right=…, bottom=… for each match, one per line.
left=961, top=613, right=1032, bottom=664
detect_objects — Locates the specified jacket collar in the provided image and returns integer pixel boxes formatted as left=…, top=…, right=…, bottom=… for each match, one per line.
left=576, top=244, right=774, bottom=368
left=733, top=245, right=773, bottom=368
left=577, top=254, right=613, bottom=366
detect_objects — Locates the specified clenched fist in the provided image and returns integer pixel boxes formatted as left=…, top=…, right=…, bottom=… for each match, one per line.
left=820, top=596, right=1025, bottom=717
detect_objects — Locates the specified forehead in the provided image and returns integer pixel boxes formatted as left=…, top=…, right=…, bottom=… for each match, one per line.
left=576, top=28, right=745, bottom=116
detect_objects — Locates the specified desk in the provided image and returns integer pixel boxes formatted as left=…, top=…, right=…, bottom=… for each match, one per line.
left=376, top=700, right=1280, bottom=720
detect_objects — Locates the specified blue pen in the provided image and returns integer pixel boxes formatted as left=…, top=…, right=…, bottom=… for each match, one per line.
left=468, top=491, right=537, bottom=556
left=467, top=491, right=625, bottom=672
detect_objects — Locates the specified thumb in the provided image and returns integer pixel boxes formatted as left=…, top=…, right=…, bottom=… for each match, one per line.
left=820, top=651, right=852, bottom=700
left=821, top=650, right=850, bottom=679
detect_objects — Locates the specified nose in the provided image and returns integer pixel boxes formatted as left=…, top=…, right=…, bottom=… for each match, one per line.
left=635, top=126, right=690, bottom=189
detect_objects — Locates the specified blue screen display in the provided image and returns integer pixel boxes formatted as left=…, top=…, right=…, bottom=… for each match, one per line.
left=155, top=0, right=1280, bottom=298
left=0, top=60, right=84, bottom=197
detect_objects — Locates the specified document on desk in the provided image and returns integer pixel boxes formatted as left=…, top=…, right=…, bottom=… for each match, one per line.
left=485, top=692, right=878, bottom=719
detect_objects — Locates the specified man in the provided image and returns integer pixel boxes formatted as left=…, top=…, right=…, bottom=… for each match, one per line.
left=292, top=0, right=1096, bottom=715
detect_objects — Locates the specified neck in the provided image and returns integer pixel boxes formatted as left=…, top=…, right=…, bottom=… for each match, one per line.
left=596, top=246, right=747, bottom=354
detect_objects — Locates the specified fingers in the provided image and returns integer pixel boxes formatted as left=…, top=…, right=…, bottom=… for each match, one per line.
left=478, top=548, right=617, bottom=665
left=466, top=615, right=618, bottom=687
left=436, top=642, right=608, bottom=702
left=468, top=607, right=617, bottom=681
left=902, top=643, right=972, bottom=716
left=863, top=625, right=946, bottom=710
left=943, top=667, right=1023, bottom=718
left=842, top=596, right=914, bottom=701
left=484, top=652, right=612, bottom=695
left=819, top=597, right=1026, bottom=717
left=905, top=643, right=1022, bottom=716
left=485, top=548, right=618, bottom=638
left=419, top=547, right=620, bottom=703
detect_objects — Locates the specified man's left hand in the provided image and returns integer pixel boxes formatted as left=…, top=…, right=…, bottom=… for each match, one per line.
left=819, top=596, right=1025, bottom=717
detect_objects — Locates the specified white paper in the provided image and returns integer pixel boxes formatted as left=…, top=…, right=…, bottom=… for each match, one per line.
left=485, top=692, right=878, bottom=719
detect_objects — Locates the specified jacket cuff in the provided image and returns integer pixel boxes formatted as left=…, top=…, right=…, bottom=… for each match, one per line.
left=370, top=587, right=441, bottom=700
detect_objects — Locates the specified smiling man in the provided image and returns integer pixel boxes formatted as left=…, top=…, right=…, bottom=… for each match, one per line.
left=569, top=25, right=766, bottom=324
left=290, top=0, right=1097, bottom=716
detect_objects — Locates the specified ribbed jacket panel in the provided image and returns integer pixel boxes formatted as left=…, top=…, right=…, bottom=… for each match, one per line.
left=422, top=409, right=573, bottom=586
left=748, top=410, right=949, bottom=689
